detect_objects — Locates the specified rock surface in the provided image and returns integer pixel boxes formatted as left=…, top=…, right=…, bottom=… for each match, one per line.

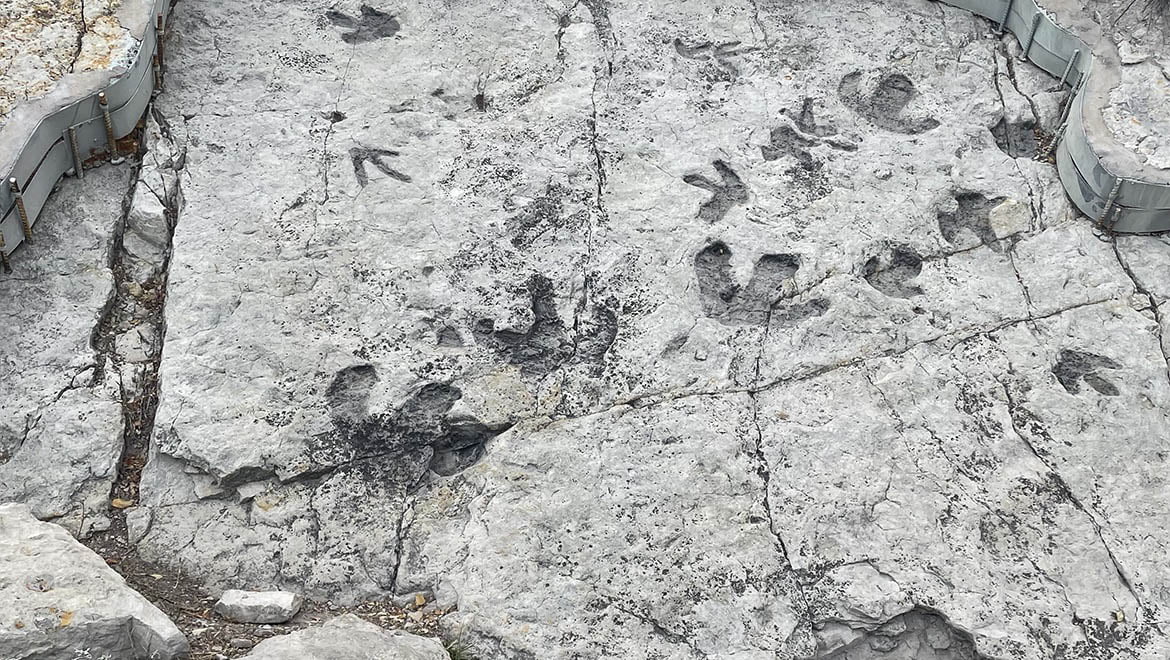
left=0, top=164, right=129, bottom=537
left=241, top=614, right=447, bottom=660
left=214, top=589, right=304, bottom=624
left=1090, top=0, right=1170, bottom=171
left=0, top=0, right=146, bottom=126
left=0, top=503, right=188, bottom=659
left=0, top=0, right=1167, bottom=659
left=125, top=0, right=1170, bottom=656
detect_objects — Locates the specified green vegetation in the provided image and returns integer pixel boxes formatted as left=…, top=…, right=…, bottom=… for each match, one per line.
left=445, top=640, right=479, bottom=660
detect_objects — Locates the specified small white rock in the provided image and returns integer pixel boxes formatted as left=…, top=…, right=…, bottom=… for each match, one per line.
left=214, top=589, right=304, bottom=624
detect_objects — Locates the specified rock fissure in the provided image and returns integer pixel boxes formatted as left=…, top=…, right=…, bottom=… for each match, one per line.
left=997, top=374, right=1146, bottom=616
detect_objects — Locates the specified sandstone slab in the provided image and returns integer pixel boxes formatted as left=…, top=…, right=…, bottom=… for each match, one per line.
left=214, top=589, right=303, bottom=624
left=0, top=503, right=188, bottom=659
left=242, top=614, right=447, bottom=660
left=0, top=164, right=130, bottom=536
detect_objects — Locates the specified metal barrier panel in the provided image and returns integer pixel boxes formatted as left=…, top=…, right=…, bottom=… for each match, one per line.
left=937, top=0, right=1170, bottom=232
left=0, top=0, right=170, bottom=266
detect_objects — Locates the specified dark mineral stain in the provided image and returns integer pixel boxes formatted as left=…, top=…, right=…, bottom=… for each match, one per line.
left=325, top=5, right=400, bottom=44
left=839, top=71, right=941, bottom=135
left=1052, top=349, right=1122, bottom=396
left=683, top=160, right=749, bottom=223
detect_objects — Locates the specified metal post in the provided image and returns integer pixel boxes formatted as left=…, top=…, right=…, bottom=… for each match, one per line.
left=66, top=126, right=85, bottom=178
left=98, top=93, right=124, bottom=164
left=1057, top=50, right=1080, bottom=88
left=9, top=178, right=31, bottom=241
left=1019, top=14, right=1041, bottom=61
left=152, top=55, right=162, bottom=95
left=156, top=14, right=165, bottom=62
left=997, top=0, right=1016, bottom=34
left=1101, top=179, right=1123, bottom=227
left=0, top=231, right=10, bottom=274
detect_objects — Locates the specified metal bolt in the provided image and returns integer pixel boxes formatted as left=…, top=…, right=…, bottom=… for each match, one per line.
left=156, top=14, right=165, bottom=62
left=67, top=126, right=85, bottom=178
left=0, top=231, right=10, bottom=274
left=1101, top=178, right=1123, bottom=227
left=1019, top=14, right=1042, bottom=62
left=997, top=0, right=1016, bottom=34
left=1057, top=50, right=1080, bottom=88
left=98, top=93, right=124, bottom=165
left=9, top=178, right=31, bottom=241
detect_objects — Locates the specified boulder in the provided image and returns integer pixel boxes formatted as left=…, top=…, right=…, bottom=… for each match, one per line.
left=242, top=614, right=446, bottom=660
left=0, top=503, right=189, bottom=659
left=214, top=589, right=303, bottom=624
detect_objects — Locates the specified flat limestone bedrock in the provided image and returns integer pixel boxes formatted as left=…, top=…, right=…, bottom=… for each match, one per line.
left=0, top=0, right=156, bottom=172
left=241, top=614, right=448, bottom=660
left=0, top=503, right=188, bottom=660
left=0, top=165, right=129, bottom=537
left=133, top=0, right=1170, bottom=657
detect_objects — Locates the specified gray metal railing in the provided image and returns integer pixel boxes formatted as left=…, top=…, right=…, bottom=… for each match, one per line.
left=0, top=0, right=169, bottom=271
left=940, top=0, right=1169, bottom=232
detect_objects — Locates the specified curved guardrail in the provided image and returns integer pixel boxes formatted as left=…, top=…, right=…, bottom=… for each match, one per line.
left=0, top=0, right=1166, bottom=272
left=940, top=0, right=1169, bottom=232
left=0, top=0, right=169, bottom=272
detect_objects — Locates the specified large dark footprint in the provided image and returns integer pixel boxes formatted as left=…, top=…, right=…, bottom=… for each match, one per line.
left=938, top=192, right=1007, bottom=251
left=1052, top=350, right=1122, bottom=396
left=683, top=160, right=749, bottom=223
left=991, top=116, right=1039, bottom=159
left=694, top=242, right=825, bottom=326
left=862, top=245, right=924, bottom=299
left=325, top=5, right=401, bottom=44
left=816, top=607, right=982, bottom=659
left=839, top=71, right=940, bottom=135
left=473, top=275, right=616, bottom=376
left=323, top=367, right=507, bottom=477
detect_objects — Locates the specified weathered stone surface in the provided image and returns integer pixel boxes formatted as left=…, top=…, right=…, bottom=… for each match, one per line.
left=96, top=0, right=1170, bottom=657
left=0, top=0, right=147, bottom=127
left=1090, top=0, right=1170, bottom=171
left=0, top=503, right=188, bottom=659
left=241, top=614, right=447, bottom=660
left=0, top=164, right=129, bottom=537
left=214, top=589, right=303, bottom=624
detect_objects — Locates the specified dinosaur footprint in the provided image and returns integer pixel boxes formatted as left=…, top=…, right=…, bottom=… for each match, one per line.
left=862, top=245, right=924, bottom=299
left=938, top=192, right=1007, bottom=251
left=694, top=241, right=826, bottom=326
left=1052, top=350, right=1122, bottom=396
left=839, top=71, right=940, bottom=135
left=325, top=5, right=400, bottom=44
left=683, top=160, right=749, bottom=223
left=323, top=366, right=506, bottom=476
left=473, top=275, right=617, bottom=376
